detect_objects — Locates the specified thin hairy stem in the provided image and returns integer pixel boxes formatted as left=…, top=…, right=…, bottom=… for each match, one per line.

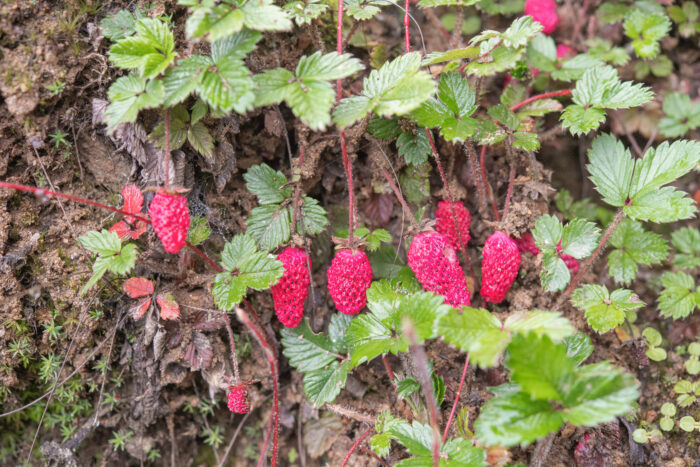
left=479, top=146, right=501, bottom=221
left=380, top=166, right=419, bottom=230
left=236, top=307, right=279, bottom=467
left=442, top=356, right=469, bottom=443
left=164, top=108, right=170, bottom=189
left=502, top=136, right=517, bottom=222
left=218, top=411, right=252, bottom=467
left=291, top=146, right=305, bottom=236
left=509, top=89, right=572, bottom=112
left=462, top=142, right=489, bottom=218
left=341, top=426, right=373, bottom=467
left=382, top=355, right=396, bottom=388
left=449, top=6, right=464, bottom=48
left=326, top=404, right=376, bottom=423
left=222, top=312, right=241, bottom=383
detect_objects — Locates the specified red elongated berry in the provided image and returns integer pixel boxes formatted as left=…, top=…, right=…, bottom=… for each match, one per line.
left=227, top=386, right=250, bottom=414
left=327, top=249, right=372, bottom=315
left=435, top=201, right=471, bottom=250
left=481, top=231, right=521, bottom=304
left=408, top=231, right=470, bottom=307
left=525, top=0, right=559, bottom=34
left=556, top=44, right=574, bottom=59
left=271, top=247, right=310, bottom=328
left=148, top=192, right=190, bottom=254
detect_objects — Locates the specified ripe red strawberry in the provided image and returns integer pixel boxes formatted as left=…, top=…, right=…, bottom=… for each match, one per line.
left=226, top=386, right=250, bottom=414
left=271, top=247, right=310, bottom=328
left=481, top=231, right=521, bottom=304
left=408, top=231, right=470, bottom=307
left=435, top=201, right=471, bottom=250
left=556, top=44, right=574, bottom=59
left=525, top=0, right=559, bottom=34
left=327, top=249, right=372, bottom=315
left=148, top=192, right=190, bottom=254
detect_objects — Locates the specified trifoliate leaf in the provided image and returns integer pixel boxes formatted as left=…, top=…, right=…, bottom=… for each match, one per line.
left=284, top=0, right=328, bottom=25
left=295, top=195, right=329, bottom=236
left=532, top=214, right=563, bottom=251
left=333, top=53, right=435, bottom=128
left=328, top=313, right=353, bottom=354
left=660, top=92, right=700, bottom=138
left=584, top=39, right=629, bottom=67
left=560, top=219, right=600, bottom=259
left=101, top=9, right=137, bottom=41
left=244, top=163, right=291, bottom=204
left=105, top=74, right=164, bottom=131
left=572, top=285, right=644, bottom=333
left=513, top=132, right=540, bottom=151
left=560, top=105, right=607, bottom=136
left=671, top=227, right=700, bottom=270
left=607, top=218, right=668, bottom=284
left=108, top=18, right=175, bottom=78
left=658, top=271, right=697, bottom=319
left=623, top=10, right=671, bottom=58
left=247, top=205, right=292, bottom=251
left=586, top=133, right=635, bottom=207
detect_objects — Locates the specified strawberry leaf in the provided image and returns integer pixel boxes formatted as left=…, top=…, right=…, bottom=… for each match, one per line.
left=79, top=230, right=121, bottom=256
left=108, top=18, right=175, bottom=78
left=244, top=163, right=292, bottom=204
left=105, top=74, right=165, bottom=131
left=247, top=205, right=292, bottom=251
left=671, top=227, right=700, bottom=270
left=302, top=361, right=351, bottom=407
left=572, top=285, right=644, bottom=333
left=607, top=218, right=668, bottom=284
left=101, top=9, right=138, bottom=41
left=658, top=272, right=698, bottom=319
left=221, top=234, right=258, bottom=271
left=187, top=216, right=211, bottom=246
left=183, top=0, right=292, bottom=41
left=156, top=293, right=181, bottom=320
left=121, top=184, right=144, bottom=224
left=122, top=277, right=154, bottom=298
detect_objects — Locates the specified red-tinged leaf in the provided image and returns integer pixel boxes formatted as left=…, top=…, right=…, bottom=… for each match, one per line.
left=184, top=332, right=213, bottom=370
left=130, top=297, right=152, bottom=320
left=110, top=220, right=132, bottom=240
left=157, top=293, right=180, bottom=320
left=122, top=184, right=144, bottom=224
left=363, top=193, right=394, bottom=226
left=131, top=220, right=148, bottom=239
left=122, top=277, right=154, bottom=298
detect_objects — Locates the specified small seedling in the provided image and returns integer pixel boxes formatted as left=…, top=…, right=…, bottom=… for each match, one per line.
left=659, top=402, right=676, bottom=431
left=679, top=416, right=700, bottom=432
left=686, top=342, right=700, bottom=375
left=46, top=80, right=66, bottom=96
left=643, top=328, right=667, bottom=361
left=632, top=427, right=662, bottom=444
left=673, top=380, right=700, bottom=407
left=108, top=430, right=133, bottom=451
left=49, top=129, right=71, bottom=148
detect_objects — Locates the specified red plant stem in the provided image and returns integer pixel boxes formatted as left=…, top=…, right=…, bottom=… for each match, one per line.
left=236, top=306, right=279, bottom=467
left=479, top=146, right=500, bottom=221
left=425, top=130, right=475, bottom=276
left=336, top=0, right=356, bottom=248
left=442, top=356, right=469, bottom=443
left=404, top=0, right=410, bottom=52
left=0, top=181, right=223, bottom=273
left=258, top=412, right=274, bottom=467
left=382, top=355, right=396, bottom=387
left=509, top=89, right=572, bottom=112
left=462, top=143, right=488, bottom=217
left=557, top=208, right=626, bottom=306
left=164, top=108, right=170, bottom=189
left=458, top=39, right=503, bottom=73
left=380, top=166, right=419, bottom=230
left=360, top=446, right=390, bottom=467
left=340, top=426, right=373, bottom=467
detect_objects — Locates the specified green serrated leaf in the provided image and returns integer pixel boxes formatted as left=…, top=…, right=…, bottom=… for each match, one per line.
left=101, top=9, right=137, bottom=41
left=303, top=361, right=350, bottom=406
left=607, top=218, right=668, bottom=284
left=187, top=216, right=211, bottom=245
left=572, top=285, right=644, bottom=333
left=221, top=234, right=258, bottom=271
left=79, top=230, right=122, bottom=256
left=624, top=10, right=671, bottom=58
left=397, top=130, right=431, bottom=165
left=244, top=164, right=291, bottom=204
left=328, top=313, right=353, bottom=354
left=563, top=333, right=594, bottom=366
left=560, top=219, right=600, bottom=259
left=296, top=196, right=328, bottom=236
left=212, top=272, right=247, bottom=310
left=284, top=0, right=328, bottom=25
left=671, top=227, right=700, bottom=270
left=108, top=18, right=175, bottom=78
left=560, top=104, right=606, bottom=136
left=532, top=214, right=562, bottom=252
left=624, top=187, right=697, bottom=223
left=658, top=272, right=697, bottom=319
left=105, top=74, right=165, bottom=131
left=541, top=251, right=571, bottom=292
left=513, top=132, right=540, bottom=151
left=436, top=307, right=508, bottom=368
left=586, top=133, right=634, bottom=207
left=281, top=318, right=338, bottom=371
left=629, top=140, right=700, bottom=201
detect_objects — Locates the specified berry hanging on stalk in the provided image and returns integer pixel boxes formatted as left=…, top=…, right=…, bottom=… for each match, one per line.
left=481, top=231, right=521, bottom=304
left=226, top=384, right=250, bottom=414
left=408, top=231, right=471, bottom=307
left=327, top=248, right=373, bottom=315
left=271, top=247, right=310, bottom=327
left=435, top=200, right=471, bottom=250
left=148, top=189, right=190, bottom=254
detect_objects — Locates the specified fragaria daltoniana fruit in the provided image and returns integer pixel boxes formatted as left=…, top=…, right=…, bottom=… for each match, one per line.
left=226, top=386, right=250, bottom=414
left=327, top=249, right=372, bottom=315
left=481, top=231, right=521, bottom=304
left=435, top=201, right=471, bottom=250
left=525, top=0, right=559, bottom=34
left=271, top=247, right=310, bottom=328
left=408, top=231, right=470, bottom=307
left=148, top=192, right=190, bottom=254
left=556, top=44, right=574, bottom=59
